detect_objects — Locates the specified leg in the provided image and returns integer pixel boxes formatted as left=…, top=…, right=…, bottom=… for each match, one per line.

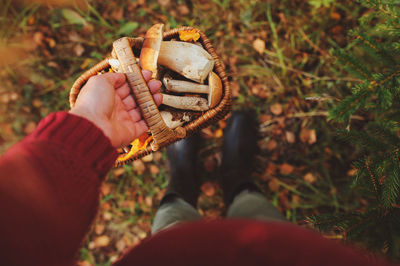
left=219, top=111, right=285, bottom=221
left=152, top=196, right=201, bottom=234
left=152, top=135, right=202, bottom=234
left=226, top=189, right=285, bottom=221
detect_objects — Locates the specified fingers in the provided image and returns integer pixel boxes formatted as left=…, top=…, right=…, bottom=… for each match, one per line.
left=153, top=93, right=162, bottom=106
left=148, top=80, right=162, bottom=94
left=141, top=70, right=152, bottom=82
left=92, top=73, right=126, bottom=88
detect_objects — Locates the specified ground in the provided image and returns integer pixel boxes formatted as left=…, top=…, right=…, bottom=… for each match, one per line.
left=0, top=0, right=379, bottom=265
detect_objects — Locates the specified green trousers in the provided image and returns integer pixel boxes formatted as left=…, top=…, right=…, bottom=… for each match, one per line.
left=152, top=189, right=285, bottom=234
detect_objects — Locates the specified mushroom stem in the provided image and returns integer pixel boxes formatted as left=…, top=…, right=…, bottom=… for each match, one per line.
left=164, top=77, right=210, bottom=94
left=161, top=93, right=209, bottom=111
left=158, top=41, right=214, bottom=83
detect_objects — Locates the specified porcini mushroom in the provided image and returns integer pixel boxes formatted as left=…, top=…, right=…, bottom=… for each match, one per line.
left=158, top=41, right=214, bottom=83
left=161, top=93, right=209, bottom=111
left=140, top=23, right=164, bottom=79
left=163, top=72, right=223, bottom=108
left=160, top=110, right=191, bottom=129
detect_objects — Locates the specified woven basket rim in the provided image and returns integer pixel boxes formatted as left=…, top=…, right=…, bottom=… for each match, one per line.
left=69, top=26, right=231, bottom=167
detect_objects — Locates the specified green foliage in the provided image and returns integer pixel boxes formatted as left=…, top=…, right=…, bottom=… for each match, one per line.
left=308, top=0, right=334, bottom=8
left=314, top=0, right=400, bottom=259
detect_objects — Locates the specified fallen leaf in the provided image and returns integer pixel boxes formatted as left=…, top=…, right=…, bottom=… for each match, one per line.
left=347, top=168, right=357, bottom=176
left=303, top=172, right=316, bottom=184
left=268, top=178, right=280, bottom=192
left=280, top=163, right=294, bottom=175
left=266, top=139, right=278, bottom=151
left=141, top=153, right=153, bottom=162
left=61, top=9, right=87, bottom=26
left=100, top=184, right=111, bottom=195
left=95, top=224, right=105, bottom=235
left=94, top=235, right=110, bottom=248
left=299, top=128, right=317, bottom=144
left=253, top=38, right=265, bottom=54
left=214, top=128, right=223, bottom=138
left=33, top=32, right=44, bottom=46
left=331, top=12, right=341, bottom=20
left=73, top=44, right=85, bottom=56
left=201, top=181, right=215, bottom=197
left=113, top=167, right=125, bottom=177
left=177, top=4, right=190, bottom=15
left=153, top=151, right=163, bottom=161
left=179, top=29, right=200, bottom=42
left=265, top=162, right=277, bottom=176
left=285, top=131, right=295, bottom=143
left=149, top=164, right=159, bottom=175
left=270, top=103, right=283, bottom=115
left=102, top=202, right=111, bottom=211
left=115, top=238, right=126, bottom=252
left=145, top=196, right=153, bottom=207
left=132, top=160, right=146, bottom=174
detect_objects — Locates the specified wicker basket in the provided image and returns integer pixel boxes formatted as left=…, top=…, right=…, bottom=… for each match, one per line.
left=69, top=26, right=231, bottom=167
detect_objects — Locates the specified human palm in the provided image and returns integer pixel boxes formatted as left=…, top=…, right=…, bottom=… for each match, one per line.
left=70, top=70, right=162, bottom=147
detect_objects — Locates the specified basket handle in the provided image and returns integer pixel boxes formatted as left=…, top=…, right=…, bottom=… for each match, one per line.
left=112, top=37, right=185, bottom=150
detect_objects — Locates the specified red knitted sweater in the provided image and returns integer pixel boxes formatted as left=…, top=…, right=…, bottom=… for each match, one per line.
left=0, top=112, right=391, bottom=266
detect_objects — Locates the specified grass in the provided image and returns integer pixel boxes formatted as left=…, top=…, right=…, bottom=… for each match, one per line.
left=0, top=0, right=383, bottom=264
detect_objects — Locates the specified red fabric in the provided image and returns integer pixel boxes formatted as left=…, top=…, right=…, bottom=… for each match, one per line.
left=0, top=112, right=391, bottom=266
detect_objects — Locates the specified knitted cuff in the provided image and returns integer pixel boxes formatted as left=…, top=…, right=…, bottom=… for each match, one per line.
left=26, top=112, right=118, bottom=177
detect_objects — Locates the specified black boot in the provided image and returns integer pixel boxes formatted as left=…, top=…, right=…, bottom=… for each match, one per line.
left=220, top=111, right=261, bottom=206
left=161, top=134, right=201, bottom=208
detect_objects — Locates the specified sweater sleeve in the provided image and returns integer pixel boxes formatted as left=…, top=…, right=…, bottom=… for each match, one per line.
left=0, top=112, right=118, bottom=266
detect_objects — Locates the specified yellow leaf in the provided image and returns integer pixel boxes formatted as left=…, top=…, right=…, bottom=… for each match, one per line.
left=118, top=133, right=153, bottom=161
left=179, top=29, right=200, bottom=42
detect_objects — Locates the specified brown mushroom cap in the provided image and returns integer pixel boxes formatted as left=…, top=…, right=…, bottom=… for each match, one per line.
left=207, top=72, right=223, bottom=108
left=139, top=23, right=164, bottom=78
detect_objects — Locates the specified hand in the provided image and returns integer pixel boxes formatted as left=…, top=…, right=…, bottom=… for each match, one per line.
left=70, top=70, right=162, bottom=148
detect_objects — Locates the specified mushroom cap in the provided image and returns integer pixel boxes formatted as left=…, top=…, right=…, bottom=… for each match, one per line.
left=139, top=23, right=164, bottom=78
left=207, top=72, right=223, bottom=108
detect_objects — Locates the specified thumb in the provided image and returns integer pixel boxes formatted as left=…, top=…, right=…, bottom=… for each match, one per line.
left=100, top=73, right=126, bottom=88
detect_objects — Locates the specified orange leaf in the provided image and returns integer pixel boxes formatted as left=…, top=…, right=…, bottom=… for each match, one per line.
left=179, top=29, right=200, bottom=42
left=201, top=181, right=215, bottom=197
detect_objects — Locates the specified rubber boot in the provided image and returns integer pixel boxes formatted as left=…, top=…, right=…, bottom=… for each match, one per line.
left=161, top=134, right=201, bottom=208
left=219, top=111, right=261, bottom=206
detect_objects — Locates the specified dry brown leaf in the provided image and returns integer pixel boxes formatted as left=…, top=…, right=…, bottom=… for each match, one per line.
left=280, top=163, right=294, bottom=175
left=299, top=128, right=317, bottom=144
left=115, top=238, right=126, bottom=252
left=95, top=224, right=105, bottom=235
left=113, top=167, right=125, bottom=177
left=145, top=196, right=153, bottom=207
left=252, top=38, right=265, bottom=54
left=177, top=4, right=190, bottom=15
left=132, top=160, right=146, bottom=175
left=303, top=172, right=316, bottom=184
left=268, top=178, right=280, bottom=192
left=347, top=168, right=357, bottom=176
left=285, top=131, right=295, bottom=143
left=201, top=181, right=215, bottom=197
left=77, top=261, right=92, bottom=266
left=141, top=153, right=153, bottom=162
left=270, top=103, right=283, bottom=116
left=214, top=128, right=223, bottom=138
left=73, top=44, right=85, bottom=56
left=266, top=139, right=278, bottom=151
left=100, top=184, right=111, bottom=195
left=94, top=235, right=110, bottom=248
left=179, top=29, right=200, bottom=42
left=101, top=202, right=111, bottom=211
left=153, top=151, right=163, bottom=161
left=149, top=165, right=159, bottom=175
left=265, top=162, right=277, bottom=176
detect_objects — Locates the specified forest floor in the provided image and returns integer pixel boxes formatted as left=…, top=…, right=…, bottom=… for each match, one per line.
left=0, top=0, right=377, bottom=265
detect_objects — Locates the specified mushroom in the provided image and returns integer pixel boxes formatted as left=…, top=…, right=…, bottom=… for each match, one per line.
left=139, top=23, right=164, bottom=79
left=163, top=72, right=223, bottom=108
left=161, top=93, right=209, bottom=111
left=158, top=41, right=214, bottom=83
left=160, top=110, right=191, bottom=129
